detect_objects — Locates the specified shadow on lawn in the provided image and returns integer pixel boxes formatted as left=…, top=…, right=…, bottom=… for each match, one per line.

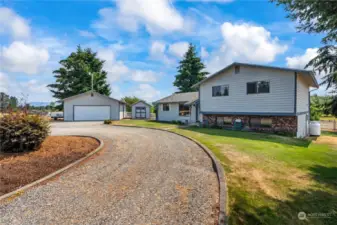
left=309, top=165, right=337, bottom=190
left=230, top=165, right=337, bottom=225
left=183, top=127, right=311, bottom=147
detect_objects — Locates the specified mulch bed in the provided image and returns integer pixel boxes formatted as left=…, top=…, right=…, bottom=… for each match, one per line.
left=0, top=136, right=100, bottom=196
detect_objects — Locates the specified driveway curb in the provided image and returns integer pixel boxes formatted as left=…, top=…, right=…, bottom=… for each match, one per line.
left=0, top=135, right=104, bottom=202
left=111, top=124, right=227, bottom=225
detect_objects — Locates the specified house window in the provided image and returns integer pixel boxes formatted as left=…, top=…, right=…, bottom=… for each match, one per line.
left=235, top=66, right=240, bottom=74
left=247, top=81, right=270, bottom=94
left=261, top=118, right=272, bottom=128
left=163, top=103, right=170, bottom=111
left=212, top=85, right=229, bottom=97
left=179, top=104, right=190, bottom=116
left=250, top=118, right=261, bottom=128
left=224, top=117, right=232, bottom=125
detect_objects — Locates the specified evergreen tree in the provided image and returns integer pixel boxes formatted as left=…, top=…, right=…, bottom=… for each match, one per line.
left=271, top=0, right=337, bottom=44
left=272, top=0, right=337, bottom=115
left=48, top=46, right=111, bottom=103
left=173, top=43, right=208, bottom=92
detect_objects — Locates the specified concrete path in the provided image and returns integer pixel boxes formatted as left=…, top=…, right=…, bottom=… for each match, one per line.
left=0, top=122, right=219, bottom=225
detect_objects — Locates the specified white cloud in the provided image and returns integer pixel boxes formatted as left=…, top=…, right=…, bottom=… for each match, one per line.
left=0, top=7, right=31, bottom=40
left=97, top=48, right=129, bottom=82
left=286, top=48, right=318, bottom=69
left=92, top=0, right=188, bottom=38
left=187, top=0, right=233, bottom=2
left=168, top=42, right=189, bottom=58
left=78, top=30, right=96, bottom=38
left=116, top=0, right=184, bottom=34
left=127, top=84, right=161, bottom=102
left=201, top=47, right=209, bottom=58
left=20, top=79, right=49, bottom=94
left=149, top=41, right=173, bottom=65
left=1, top=41, right=49, bottom=74
left=207, top=22, right=288, bottom=73
left=0, top=71, right=9, bottom=92
left=131, top=70, right=160, bottom=82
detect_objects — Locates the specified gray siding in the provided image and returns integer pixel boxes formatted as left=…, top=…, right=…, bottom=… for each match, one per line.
left=200, top=66, right=295, bottom=113
left=297, top=75, right=310, bottom=113
left=157, top=103, right=190, bottom=123
left=132, top=102, right=150, bottom=119
left=64, top=92, right=120, bottom=121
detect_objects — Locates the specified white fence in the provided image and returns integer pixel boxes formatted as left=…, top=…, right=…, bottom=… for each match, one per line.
left=123, top=112, right=156, bottom=120
left=320, top=120, right=337, bottom=131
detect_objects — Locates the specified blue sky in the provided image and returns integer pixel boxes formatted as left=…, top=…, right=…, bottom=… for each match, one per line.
left=0, top=0, right=327, bottom=103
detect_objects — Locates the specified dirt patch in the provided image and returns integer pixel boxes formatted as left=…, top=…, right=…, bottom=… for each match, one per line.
left=220, top=145, right=312, bottom=200
left=0, top=136, right=100, bottom=196
left=314, top=136, right=337, bottom=149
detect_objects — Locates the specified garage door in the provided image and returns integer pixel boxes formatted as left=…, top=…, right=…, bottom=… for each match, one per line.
left=74, top=106, right=110, bottom=121
left=135, top=107, right=146, bottom=119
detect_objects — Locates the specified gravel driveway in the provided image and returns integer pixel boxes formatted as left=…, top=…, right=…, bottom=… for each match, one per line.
left=0, top=122, right=219, bottom=225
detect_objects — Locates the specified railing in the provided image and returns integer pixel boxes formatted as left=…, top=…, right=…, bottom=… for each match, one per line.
left=124, top=112, right=132, bottom=118
left=320, top=120, right=337, bottom=131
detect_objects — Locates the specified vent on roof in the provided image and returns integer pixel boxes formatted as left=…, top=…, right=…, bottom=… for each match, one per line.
left=235, top=66, right=240, bottom=74
left=91, top=92, right=94, bottom=97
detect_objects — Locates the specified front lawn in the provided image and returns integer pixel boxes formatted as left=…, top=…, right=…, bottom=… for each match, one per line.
left=113, top=120, right=337, bottom=225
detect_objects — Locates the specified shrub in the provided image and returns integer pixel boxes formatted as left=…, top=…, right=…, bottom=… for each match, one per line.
left=0, top=113, right=50, bottom=153
left=104, top=119, right=112, bottom=124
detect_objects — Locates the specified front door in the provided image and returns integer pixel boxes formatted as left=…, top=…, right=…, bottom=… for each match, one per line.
left=135, top=107, right=146, bottom=119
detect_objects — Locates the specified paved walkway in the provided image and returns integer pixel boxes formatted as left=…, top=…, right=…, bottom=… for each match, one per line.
left=0, top=122, right=219, bottom=225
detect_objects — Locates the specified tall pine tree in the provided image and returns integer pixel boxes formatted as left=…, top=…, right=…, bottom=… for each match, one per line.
left=173, top=43, right=208, bottom=92
left=48, top=46, right=111, bottom=102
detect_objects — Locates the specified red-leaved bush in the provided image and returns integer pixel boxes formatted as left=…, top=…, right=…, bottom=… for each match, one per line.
left=0, top=113, right=50, bottom=153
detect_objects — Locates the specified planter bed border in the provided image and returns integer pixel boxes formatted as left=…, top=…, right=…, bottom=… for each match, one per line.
left=0, top=135, right=104, bottom=202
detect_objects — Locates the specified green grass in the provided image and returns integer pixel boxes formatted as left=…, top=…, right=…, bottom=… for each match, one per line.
left=113, top=120, right=337, bottom=225
left=322, top=131, right=337, bottom=137
left=320, top=116, right=336, bottom=121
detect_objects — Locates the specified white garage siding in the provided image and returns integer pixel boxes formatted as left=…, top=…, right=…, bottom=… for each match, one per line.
left=132, top=101, right=150, bottom=119
left=64, top=92, right=121, bottom=121
left=297, top=113, right=309, bottom=138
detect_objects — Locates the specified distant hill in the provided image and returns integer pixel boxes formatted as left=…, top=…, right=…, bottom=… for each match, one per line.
left=29, top=102, right=50, bottom=107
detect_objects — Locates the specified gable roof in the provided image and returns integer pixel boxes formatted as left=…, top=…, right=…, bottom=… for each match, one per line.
left=62, top=91, right=126, bottom=104
left=192, top=62, right=319, bottom=88
left=154, top=92, right=198, bottom=105
left=132, top=100, right=152, bottom=107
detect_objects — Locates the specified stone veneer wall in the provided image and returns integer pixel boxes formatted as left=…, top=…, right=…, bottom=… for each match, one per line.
left=202, top=114, right=297, bottom=135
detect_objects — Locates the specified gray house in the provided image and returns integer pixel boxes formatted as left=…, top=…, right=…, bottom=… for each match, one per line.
left=63, top=91, right=126, bottom=121
left=192, top=62, right=319, bottom=137
left=154, top=92, right=199, bottom=124
left=155, top=62, right=319, bottom=137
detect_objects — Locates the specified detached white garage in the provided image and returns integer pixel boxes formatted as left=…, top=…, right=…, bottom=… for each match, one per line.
left=132, top=101, right=151, bottom=119
left=63, top=91, right=126, bottom=121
